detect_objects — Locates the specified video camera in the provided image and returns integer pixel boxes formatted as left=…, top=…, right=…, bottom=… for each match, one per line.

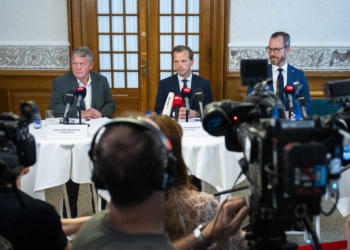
left=0, top=101, right=37, bottom=187
left=202, top=60, right=350, bottom=250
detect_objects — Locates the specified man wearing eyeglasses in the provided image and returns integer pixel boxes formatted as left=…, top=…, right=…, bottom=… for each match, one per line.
left=247, top=31, right=311, bottom=116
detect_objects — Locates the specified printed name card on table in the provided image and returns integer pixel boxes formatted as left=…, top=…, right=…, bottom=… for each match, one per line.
left=47, top=124, right=88, bottom=139
left=179, top=122, right=210, bottom=137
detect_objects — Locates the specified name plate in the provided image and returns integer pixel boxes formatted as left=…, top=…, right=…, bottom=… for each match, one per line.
left=47, top=124, right=88, bottom=139
left=179, top=122, right=210, bottom=137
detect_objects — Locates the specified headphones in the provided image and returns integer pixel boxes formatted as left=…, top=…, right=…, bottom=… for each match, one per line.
left=88, top=117, right=177, bottom=191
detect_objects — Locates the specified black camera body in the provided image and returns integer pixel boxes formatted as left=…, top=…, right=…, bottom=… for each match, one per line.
left=202, top=60, right=350, bottom=249
left=0, top=101, right=37, bottom=187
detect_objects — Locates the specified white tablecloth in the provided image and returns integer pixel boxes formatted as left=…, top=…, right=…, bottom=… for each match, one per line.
left=21, top=118, right=245, bottom=200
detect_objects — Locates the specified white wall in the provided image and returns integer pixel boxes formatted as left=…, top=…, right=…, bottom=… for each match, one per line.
left=0, top=0, right=69, bottom=69
left=229, top=0, right=350, bottom=70
left=229, top=0, right=350, bottom=47
left=0, top=0, right=68, bottom=46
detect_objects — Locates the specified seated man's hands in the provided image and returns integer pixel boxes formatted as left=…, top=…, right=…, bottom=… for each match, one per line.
left=81, top=108, right=102, bottom=119
left=179, top=107, right=198, bottom=120
left=202, top=196, right=249, bottom=241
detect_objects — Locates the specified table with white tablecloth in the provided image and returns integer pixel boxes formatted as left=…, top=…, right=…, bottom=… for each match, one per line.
left=21, top=118, right=245, bottom=201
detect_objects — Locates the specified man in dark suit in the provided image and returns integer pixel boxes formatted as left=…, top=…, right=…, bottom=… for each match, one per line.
left=49, top=47, right=115, bottom=217
left=49, top=47, right=116, bottom=119
left=154, top=45, right=213, bottom=119
left=247, top=32, right=311, bottom=116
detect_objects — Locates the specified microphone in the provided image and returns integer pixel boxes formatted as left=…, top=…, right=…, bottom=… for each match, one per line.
left=63, top=90, right=75, bottom=123
left=76, top=86, right=87, bottom=108
left=172, top=95, right=183, bottom=122
left=162, top=92, right=175, bottom=116
left=181, top=88, right=192, bottom=122
left=194, top=88, right=204, bottom=120
left=296, top=93, right=308, bottom=118
left=284, top=85, right=295, bottom=119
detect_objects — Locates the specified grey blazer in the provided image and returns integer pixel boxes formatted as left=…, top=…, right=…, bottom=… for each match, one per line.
left=49, top=71, right=116, bottom=118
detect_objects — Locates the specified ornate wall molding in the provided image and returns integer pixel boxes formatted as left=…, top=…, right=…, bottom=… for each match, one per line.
left=0, top=46, right=70, bottom=70
left=229, top=47, right=350, bottom=71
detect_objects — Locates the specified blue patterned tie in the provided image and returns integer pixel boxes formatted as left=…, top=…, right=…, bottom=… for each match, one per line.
left=277, top=68, right=284, bottom=101
left=182, top=79, right=188, bottom=89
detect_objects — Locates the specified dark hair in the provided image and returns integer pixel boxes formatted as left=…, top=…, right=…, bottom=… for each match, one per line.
left=71, top=46, right=94, bottom=63
left=94, top=124, right=167, bottom=207
left=150, top=115, right=189, bottom=187
left=271, top=32, right=291, bottom=48
left=171, top=45, right=194, bottom=60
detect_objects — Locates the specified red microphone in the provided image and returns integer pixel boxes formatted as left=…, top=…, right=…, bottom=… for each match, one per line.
left=76, top=86, right=87, bottom=107
left=172, top=95, right=183, bottom=121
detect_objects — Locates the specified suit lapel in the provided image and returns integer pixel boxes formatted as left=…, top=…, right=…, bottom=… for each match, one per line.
left=172, top=74, right=181, bottom=94
left=90, top=73, right=98, bottom=109
left=287, top=64, right=295, bottom=86
left=268, top=64, right=274, bottom=91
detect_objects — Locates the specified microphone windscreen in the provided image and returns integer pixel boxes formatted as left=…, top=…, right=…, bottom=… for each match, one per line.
left=66, top=89, right=75, bottom=105
left=181, top=87, right=192, bottom=99
left=194, top=88, right=204, bottom=102
left=172, top=95, right=183, bottom=108
left=76, top=87, right=87, bottom=99
left=284, top=85, right=295, bottom=96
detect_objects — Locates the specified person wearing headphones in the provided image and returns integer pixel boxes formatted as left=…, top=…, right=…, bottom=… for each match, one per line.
left=72, top=116, right=249, bottom=250
left=151, top=115, right=247, bottom=250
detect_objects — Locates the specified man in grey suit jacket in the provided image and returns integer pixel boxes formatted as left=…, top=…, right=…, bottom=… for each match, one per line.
left=247, top=32, right=311, bottom=116
left=49, top=47, right=116, bottom=119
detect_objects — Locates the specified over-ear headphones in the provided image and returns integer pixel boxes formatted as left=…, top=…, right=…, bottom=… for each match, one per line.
left=88, top=117, right=177, bottom=191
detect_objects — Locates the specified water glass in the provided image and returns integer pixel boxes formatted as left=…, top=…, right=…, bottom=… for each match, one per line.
left=45, top=110, right=55, bottom=125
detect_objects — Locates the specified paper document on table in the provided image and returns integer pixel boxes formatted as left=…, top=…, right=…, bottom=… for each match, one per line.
left=179, top=122, right=210, bottom=137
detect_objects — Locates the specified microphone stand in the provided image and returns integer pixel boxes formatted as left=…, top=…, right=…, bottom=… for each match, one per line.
left=198, top=102, right=203, bottom=122
left=77, top=105, right=82, bottom=124
left=288, top=95, right=294, bottom=119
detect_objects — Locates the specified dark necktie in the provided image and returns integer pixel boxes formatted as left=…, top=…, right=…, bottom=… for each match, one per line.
left=182, top=79, right=188, bottom=89
left=277, top=68, right=284, bottom=101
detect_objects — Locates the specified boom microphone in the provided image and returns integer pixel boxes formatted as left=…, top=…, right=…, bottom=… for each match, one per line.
left=284, top=85, right=295, bottom=119
left=181, top=87, right=192, bottom=122
left=162, top=92, right=175, bottom=116
left=194, top=88, right=204, bottom=120
left=63, top=89, right=75, bottom=123
left=172, top=95, right=183, bottom=121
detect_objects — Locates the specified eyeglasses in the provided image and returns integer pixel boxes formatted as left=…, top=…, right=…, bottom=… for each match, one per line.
left=265, top=47, right=286, bottom=53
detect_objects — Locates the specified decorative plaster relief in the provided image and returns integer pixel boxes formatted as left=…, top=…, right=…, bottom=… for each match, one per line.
left=229, top=48, right=350, bottom=71
left=0, top=46, right=70, bottom=69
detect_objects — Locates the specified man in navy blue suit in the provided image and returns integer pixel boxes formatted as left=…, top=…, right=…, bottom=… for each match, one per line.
left=154, top=45, right=213, bottom=119
left=247, top=32, right=311, bottom=116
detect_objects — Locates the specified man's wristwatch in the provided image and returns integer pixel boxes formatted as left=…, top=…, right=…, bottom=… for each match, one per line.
left=193, top=224, right=217, bottom=249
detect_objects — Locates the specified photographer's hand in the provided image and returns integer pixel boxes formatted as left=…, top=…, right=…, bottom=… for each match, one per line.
left=173, top=196, right=249, bottom=250
left=202, top=196, right=249, bottom=240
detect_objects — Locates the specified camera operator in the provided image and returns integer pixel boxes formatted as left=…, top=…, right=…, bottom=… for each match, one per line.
left=72, top=116, right=249, bottom=250
left=0, top=104, right=90, bottom=250
left=0, top=162, right=91, bottom=250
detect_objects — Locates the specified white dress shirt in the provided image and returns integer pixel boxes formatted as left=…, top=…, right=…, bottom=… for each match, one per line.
left=77, top=74, right=92, bottom=110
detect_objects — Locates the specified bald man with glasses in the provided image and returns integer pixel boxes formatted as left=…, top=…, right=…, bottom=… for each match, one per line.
left=247, top=31, right=311, bottom=116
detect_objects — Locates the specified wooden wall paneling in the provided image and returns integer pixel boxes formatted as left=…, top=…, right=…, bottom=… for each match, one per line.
left=208, top=0, right=227, bottom=101
left=0, top=70, right=68, bottom=118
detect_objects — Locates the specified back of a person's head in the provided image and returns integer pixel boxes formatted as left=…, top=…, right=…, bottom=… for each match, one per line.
left=150, top=115, right=188, bottom=187
left=94, top=122, right=167, bottom=207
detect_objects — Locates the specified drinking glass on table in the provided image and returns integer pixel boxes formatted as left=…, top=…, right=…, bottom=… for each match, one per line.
left=45, top=110, right=55, bottom=125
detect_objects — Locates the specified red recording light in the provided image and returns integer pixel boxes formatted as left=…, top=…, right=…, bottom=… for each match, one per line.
left=233, top=116, right=238, bottom=121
